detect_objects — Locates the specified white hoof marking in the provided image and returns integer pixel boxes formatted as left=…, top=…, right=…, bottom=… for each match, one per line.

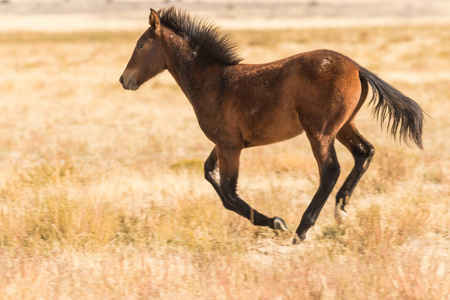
left=335, top=205, right=348, bottom=226
left=292, top=233, right=305, bottom=245
left=273, top=217, right=287, bottom=231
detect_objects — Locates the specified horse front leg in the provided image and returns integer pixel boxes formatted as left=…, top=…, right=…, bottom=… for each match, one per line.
left=216, top=145, right=287, bottom=231
left=204, top=146, right=245, bottom=215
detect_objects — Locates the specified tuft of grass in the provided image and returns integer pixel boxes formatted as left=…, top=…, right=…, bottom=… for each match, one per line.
left=320, top=224, right=346, bottom=241
left=170, top=158, right=204, bottom=173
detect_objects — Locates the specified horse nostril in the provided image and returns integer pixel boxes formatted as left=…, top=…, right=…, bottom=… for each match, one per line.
left=119, top=76, right=124, bottom=85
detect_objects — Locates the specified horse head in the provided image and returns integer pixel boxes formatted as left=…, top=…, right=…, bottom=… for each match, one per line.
left=120, top=9, right=167, bottom=91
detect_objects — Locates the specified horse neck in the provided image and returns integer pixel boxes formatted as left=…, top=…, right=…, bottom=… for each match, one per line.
left=160, top=27, right=224, bottom=104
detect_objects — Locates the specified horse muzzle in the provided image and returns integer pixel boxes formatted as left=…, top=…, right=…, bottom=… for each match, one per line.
left=119, top=74, right=140, bottom=91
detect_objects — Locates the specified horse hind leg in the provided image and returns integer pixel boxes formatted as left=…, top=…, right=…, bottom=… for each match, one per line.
left=335, top=123, right=375, bottom=224
left=294, top=134, right=341, bottom=244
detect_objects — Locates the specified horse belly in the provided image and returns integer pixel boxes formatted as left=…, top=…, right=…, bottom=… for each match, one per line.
left=239, top=107, right=304, bottom=147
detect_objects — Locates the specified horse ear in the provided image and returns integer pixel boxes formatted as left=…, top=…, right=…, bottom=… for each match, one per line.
left=149, top=9, right=160, bottom=31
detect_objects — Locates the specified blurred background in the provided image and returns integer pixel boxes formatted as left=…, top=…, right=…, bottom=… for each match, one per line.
left=1, top=0, right=450, bottom=31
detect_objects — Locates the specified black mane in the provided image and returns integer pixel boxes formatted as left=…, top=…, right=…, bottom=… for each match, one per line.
left=158, top=7, right=242, bottom=65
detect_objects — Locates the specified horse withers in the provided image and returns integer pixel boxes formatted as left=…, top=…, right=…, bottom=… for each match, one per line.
left=120, top=7, right=424, bottom=244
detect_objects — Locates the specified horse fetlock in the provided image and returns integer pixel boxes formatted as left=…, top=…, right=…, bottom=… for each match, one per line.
left=336, top=195, right=350, bottom=207
left=293, top=221, right=311, bottom=244
left=292, top=232, right=306, bottom=245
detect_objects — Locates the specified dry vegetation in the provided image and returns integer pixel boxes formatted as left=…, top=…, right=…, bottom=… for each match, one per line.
left=0, top=24, right=449, bottom=299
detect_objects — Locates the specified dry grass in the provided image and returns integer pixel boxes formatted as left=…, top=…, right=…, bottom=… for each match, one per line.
left=0, top=24, right=449, bottom=299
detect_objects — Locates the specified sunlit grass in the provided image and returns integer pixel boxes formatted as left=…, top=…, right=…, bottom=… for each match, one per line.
left=0, top=24, right=448, bottom=299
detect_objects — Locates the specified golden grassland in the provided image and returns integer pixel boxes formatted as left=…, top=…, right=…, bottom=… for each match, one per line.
left=0, top=24, right=449, bottom=299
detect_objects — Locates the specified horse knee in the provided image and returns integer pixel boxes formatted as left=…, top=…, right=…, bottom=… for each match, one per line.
left=204, top=160, right=217, bottom=182
left=204, top=148, right=219, bottom=181
left=219, top=185, right=236, bottom=200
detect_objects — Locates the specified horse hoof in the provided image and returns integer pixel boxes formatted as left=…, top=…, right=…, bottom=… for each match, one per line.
left=273, top=217, right=287, bottom=231
left=334, top=205, right=348, bottom=226
left=292, top=233, right=306, bottom=245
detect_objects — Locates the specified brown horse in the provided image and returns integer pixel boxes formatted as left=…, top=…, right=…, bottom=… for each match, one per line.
left=120, top=7, right=424, bottom=244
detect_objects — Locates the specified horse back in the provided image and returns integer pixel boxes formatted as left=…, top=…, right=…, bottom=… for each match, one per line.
left=219, top=50, right=361, bottom=146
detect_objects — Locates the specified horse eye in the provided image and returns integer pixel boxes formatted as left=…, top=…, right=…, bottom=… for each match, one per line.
left=137, top=43, right=144, bottom=49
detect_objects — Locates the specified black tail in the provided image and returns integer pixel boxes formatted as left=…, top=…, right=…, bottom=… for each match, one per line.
left=359, top=67, right=424, bottom=149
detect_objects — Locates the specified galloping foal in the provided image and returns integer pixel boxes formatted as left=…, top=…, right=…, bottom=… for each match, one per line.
left=120, top=7, right=423, bottom=244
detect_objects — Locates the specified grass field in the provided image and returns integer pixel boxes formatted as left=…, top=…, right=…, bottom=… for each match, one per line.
left=0, top=24, right=449, bottom=299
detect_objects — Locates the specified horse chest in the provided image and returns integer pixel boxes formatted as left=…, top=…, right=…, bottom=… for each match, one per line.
left=193, top=106, right=237, bottom=144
